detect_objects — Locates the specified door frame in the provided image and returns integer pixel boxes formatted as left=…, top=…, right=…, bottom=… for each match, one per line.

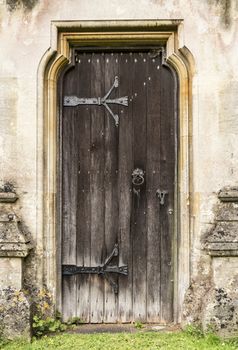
left=37, top=20, right=194, bottom=323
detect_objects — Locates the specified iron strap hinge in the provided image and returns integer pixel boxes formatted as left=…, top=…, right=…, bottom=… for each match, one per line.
left=62, top=244, right=128, bottom=294
left=64, top=76, right=128, bottom=127
left=62, top=265, right=128, bottom=276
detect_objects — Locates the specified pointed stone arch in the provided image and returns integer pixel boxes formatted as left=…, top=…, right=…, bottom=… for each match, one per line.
left=37, top=20, right=195, bottom=322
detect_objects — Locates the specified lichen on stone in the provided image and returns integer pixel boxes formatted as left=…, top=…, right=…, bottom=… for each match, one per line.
left=6, top=0, right=38, bottom=11
left=0, top=182, right=15, bottom=193
left=0, top=287, right=31, bottom=340
left=203, top=287, right=238, bottom=336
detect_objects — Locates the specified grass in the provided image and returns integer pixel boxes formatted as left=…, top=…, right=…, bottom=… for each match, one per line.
left=1, top=329, right=238, bottom=350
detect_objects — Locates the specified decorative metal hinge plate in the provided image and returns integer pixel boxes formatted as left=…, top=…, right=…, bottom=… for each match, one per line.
left=64, top=76, right=128, bottom=127
left=62, top=244, right=128, bottom=294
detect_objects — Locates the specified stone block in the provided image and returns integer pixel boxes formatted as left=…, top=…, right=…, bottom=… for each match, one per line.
left=202, top=257, right=238, bottom=337
left=213, top=257, right=238, bottom=289
left=0, top=258, right=22, bottom=289
left=218, top=187, right=238, bottom=203
left=0, top=288, right=31, bottom=340
left=0, top=192, right=18, bottom=203
left=0, top=210, right=32, bottom=340
left=0, top=211, right=31, bottom=257
left=205, top=222, right=238, bottom=256
left=216, top=203, right=238, bottom=222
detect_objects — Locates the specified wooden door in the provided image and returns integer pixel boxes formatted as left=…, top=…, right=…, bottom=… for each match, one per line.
left=60, top=49, right=177, bottom=323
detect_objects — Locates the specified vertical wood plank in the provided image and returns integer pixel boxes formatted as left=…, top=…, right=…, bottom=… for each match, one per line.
left=62, top=66, right=78, bottom=321
left=146, top=53, right=162, bottom=322
left=160, top=60, right=175, bottom=323
left=132, top=52, right=148, bottom=322
left=104, top=53, right=119, bottom=322
left=75, top=53, right=91, bottom=323
left=90, top=52, right=105, bottom=323
left=118, top=52, right=133, bottom=322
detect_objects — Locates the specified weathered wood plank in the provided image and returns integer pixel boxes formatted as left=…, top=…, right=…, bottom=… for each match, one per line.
left=90, top=52, right=105, bottom=323
left=62, top=276, right=77, bottom=321
left=118, top=52, right=133, bottom=322
left=146, top=53, right=162, bottom=322
left=75, top=53, right=91, bottom=323
left=132, top=52, right=148, bottom=322
left=103, top=53, right=119, bottom=322
left=160, top=62, right=175, bottom=323
left=62, top=66, right=78, bottom=321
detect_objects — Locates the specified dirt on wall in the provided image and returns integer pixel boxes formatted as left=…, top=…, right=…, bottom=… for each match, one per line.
left=6, top=0, right=38, bottom=11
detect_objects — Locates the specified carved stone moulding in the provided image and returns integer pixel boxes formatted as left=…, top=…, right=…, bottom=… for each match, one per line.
left=0, top=192, right=18, bottom=203
left=205, top=187, right=238, bottom=256
left=0, top=212, right=31, bottom=258
left=0, top=183, right=18, bottom=203
left=218, top=186, right=238, bottom=202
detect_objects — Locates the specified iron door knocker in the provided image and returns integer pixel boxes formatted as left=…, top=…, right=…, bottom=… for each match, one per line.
left=132, top=168, right=145, bottom=207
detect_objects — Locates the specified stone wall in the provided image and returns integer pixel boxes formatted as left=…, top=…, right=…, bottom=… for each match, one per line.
left=0, top=0, right=238, bottom=339
left=183, top=187, right=238, bottom=337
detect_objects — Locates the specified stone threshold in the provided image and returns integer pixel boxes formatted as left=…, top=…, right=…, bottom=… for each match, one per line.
left=66, top=323, right=181, bottom=334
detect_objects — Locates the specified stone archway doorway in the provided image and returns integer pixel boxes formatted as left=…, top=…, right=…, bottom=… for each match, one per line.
left=38, top=20, right=193, bottom=325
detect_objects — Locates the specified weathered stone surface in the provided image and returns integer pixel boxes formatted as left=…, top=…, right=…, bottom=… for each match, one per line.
left=183, top=256, right=238, bottom=337
left=218, top=187, right=238, bottom=203
left=0, top=211, right=33, bottom=340
left=215, top=202, right=238, bottom=222
left=205, top=221, right=238, bottom=254
left=206, top=222, right=238, bottom=242
left=30, top=287, right=55, bottom=321
left=196, top=196, right=238, bottom=335
left=182, top=274, right=213, bottom=326
left=202, top=257, right=238, bottom=337
left=203, top=257, right=238, bottom=336
left=184, top=191, right=238, bottom=335
left=0, top=211, right=32, bottom=257
left=204, top=205, right=238, bottom=255
left=0, top=192, right=18, bottom=203
left=0, top=288, right=31, bottom=340
left=202, top=287, right=238, bottom=337
left=6, top=0, right=39, bottom=12
left=0, top=258, right=22, bottom=289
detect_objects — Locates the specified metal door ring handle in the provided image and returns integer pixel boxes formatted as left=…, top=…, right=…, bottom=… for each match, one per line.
left=132, top=168, right=145, bottom=186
